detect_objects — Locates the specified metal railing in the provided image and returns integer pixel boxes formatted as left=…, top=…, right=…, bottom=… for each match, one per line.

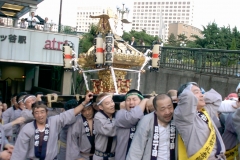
left=133, top=45, right=240, bottom=77
left=0, top=23, right=78, bottom=36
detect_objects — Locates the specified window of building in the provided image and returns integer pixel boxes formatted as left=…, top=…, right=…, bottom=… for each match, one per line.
left=142, top=2, right=144, bottom=5
left=187, top=10, right=190, bottom=12
left=145, top=10, right=148, bottom=12
left=150, top=2, right=152, bottom=4
left=146, top=6, right=148, bottom=8
left=182, top=10, right=185, bottom=12
left=144, top=24, right=147, bottom=26
left=166, top=6, right=168, bottom=8
left=148, top=24, right=151, bottom=26
left=165, top=10, right=168, bottom=12
left=178, top=2, right=181, bottom=4
left=149, top=6, right=152, bottom=8
left=162, top=2, right=165, bottom=4
left=183, top=6, right=186, bottom=8
left=149, top=10, right=152, bottom=12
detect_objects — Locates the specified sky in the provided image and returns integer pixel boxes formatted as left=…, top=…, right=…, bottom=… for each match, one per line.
left=22, top=0, right=240, bottom=31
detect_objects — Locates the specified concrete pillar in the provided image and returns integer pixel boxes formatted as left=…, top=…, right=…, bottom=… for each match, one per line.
left=61, top=71, right=72, bottom=95
left=34, top=66, right=39, bottom=87
left=13, top=18, right=19, bottom=27
left=25, top=67, right=35, bottom=92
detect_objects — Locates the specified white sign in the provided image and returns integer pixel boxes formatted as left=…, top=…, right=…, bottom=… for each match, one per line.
left=0, top=26, right=79, bottom=66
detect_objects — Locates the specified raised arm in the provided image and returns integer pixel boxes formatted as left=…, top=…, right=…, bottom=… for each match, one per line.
left=115, top=106, right=144, bottom=128
left=204, top=89, right=222, bottom=118
left=174, top=86, right=198, bottom=125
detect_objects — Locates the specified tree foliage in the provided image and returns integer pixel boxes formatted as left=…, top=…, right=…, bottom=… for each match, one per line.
left=122, top=30, right=159, bottom=45
left=79, top=24, right=98, bottom=53
left=167, top=33, right=177, bottom=46
left=184, top=22, right=240, bottom=50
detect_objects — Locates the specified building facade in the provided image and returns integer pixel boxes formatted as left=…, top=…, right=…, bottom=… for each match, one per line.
left=168, top=22, right=203, bottom=41
left=131, top=0, right=194, bottom=42
left=76, top=6, right=105, bottom=33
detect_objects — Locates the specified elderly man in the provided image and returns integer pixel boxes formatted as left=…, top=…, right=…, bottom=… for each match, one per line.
left=11, top=92, right=93, bottom=160
left=174, top=82, right=226, bottom=159
left=127, top=94, right=178, bottom=160
left=115, top=89, right=149, bottom=160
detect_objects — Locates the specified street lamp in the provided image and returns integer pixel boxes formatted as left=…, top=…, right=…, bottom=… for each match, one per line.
left=180, top=42, right=186, bottom=47
left=116, top=3, right=130, bottom=30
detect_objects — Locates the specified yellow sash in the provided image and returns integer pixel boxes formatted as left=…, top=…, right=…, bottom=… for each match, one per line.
left=178, top=109, right=216, bottom=160
left=225, top=144, right=239, bottom=160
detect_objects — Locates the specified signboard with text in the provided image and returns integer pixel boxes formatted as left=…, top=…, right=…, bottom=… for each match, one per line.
left=0, top=27, right=79, bottom=66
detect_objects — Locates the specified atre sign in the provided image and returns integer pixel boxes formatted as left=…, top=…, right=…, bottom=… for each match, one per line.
left=0, top=26, right=79, bottom=66
left=44, top=38, right=67, bottom=51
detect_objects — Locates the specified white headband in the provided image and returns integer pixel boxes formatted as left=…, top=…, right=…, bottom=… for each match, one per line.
left=23, top=95, right=36, bottom=103
left=97, top=95, right=112, bottom=106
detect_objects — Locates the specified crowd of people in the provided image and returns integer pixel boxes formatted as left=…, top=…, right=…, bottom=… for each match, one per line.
left=0, top=82, right=239, bottom=160
left=0, top=12, right=52, bottom=31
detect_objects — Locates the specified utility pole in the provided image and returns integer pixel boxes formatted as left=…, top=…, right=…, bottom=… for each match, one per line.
left=58, top=0, right=62, bottom=33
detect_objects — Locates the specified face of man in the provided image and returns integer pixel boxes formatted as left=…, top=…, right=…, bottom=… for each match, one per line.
left=125, top=95, right=141, bottom=111
left=33, top=107, right=47, bottom=125
left=191, top=85, right=205, bottom=110
left=82, top=106, right=94, bottom=120
left=131, top=37, right=134, bottom=41
left=99, top=96, right=115, bottom=116
left=31, top=12, right=35, bottom=17
left=25, top=97, right=36, bottom=110
left=11, top=96, right=18, bottom=108
left=2, top=103, right=7, bottom=111
left=155, top=97, right=174, bottom=126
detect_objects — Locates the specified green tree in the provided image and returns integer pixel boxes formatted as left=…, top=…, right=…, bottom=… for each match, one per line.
left=177, top=34, right=188, bottom=43
left=230, top=38, right=237, bottom=50
left=122, top=30, right=159, bottom=46
left=167, top=33, right=177, bottom=46
left=79, top=24, right=98, bottom=53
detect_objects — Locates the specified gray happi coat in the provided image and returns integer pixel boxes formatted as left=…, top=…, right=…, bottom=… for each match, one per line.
left=93, top=111, right=117, bottom=160
left=2, top=106, right=21, bottom=136
left=66, top=114, right=93, bottom=160
left=0, top=123, right=12, bottom=151
left=126, top=112, right=179, bottom=160
left=222, top=113, right=238, bottom=150
left=232, top=107, right=240, bottom=159
left=10, top=109, right=76, bottom=160
left=115, top=106, right=144, bottom=160
left=174, top=88, right=226, bottom=160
